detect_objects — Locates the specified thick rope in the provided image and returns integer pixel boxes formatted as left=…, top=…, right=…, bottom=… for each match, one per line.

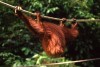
left=0, top=1, right=100, bottom=22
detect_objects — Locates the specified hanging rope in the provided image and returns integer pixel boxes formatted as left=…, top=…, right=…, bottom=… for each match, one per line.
left=0, top=1, right=100, bottom=22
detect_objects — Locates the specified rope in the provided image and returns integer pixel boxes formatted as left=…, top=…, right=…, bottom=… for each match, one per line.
left=0, top=1, right=100, bottom=22
left=18, top=58, right=100, bottom=67
left=43, top=58, right=100, bottom=66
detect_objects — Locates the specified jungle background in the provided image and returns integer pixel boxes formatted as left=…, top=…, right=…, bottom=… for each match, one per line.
left=0, top=0, right=100, bottom=67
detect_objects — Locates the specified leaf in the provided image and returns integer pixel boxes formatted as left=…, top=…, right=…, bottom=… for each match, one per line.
left=21, top=47, right=31, bottom=55
left=12, top=60, right=21, bottom=67
left=46, top=7, right=59, bottom=14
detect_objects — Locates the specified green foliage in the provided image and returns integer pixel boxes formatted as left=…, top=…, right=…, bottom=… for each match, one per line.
left=0, top=0, right=100, bottom=67
left=12, top=52, right=78, bottom=67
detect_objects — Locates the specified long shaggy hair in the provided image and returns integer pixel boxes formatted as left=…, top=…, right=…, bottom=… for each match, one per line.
left=15, top=11, right=78, bottom=57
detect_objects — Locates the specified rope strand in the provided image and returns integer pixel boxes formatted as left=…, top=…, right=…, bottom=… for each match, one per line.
left=22, top=58, right=100, bottom=67
left=43, top=58, right=100, bottom=66
left=0, top=1, right=100, bottom=22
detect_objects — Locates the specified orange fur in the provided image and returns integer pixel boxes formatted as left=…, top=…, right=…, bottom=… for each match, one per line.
left=16, top=11, right=78, bottom=57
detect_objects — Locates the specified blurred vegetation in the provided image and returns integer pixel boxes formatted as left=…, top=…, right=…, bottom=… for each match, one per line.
left=0, top=0, right=100, bottom=67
